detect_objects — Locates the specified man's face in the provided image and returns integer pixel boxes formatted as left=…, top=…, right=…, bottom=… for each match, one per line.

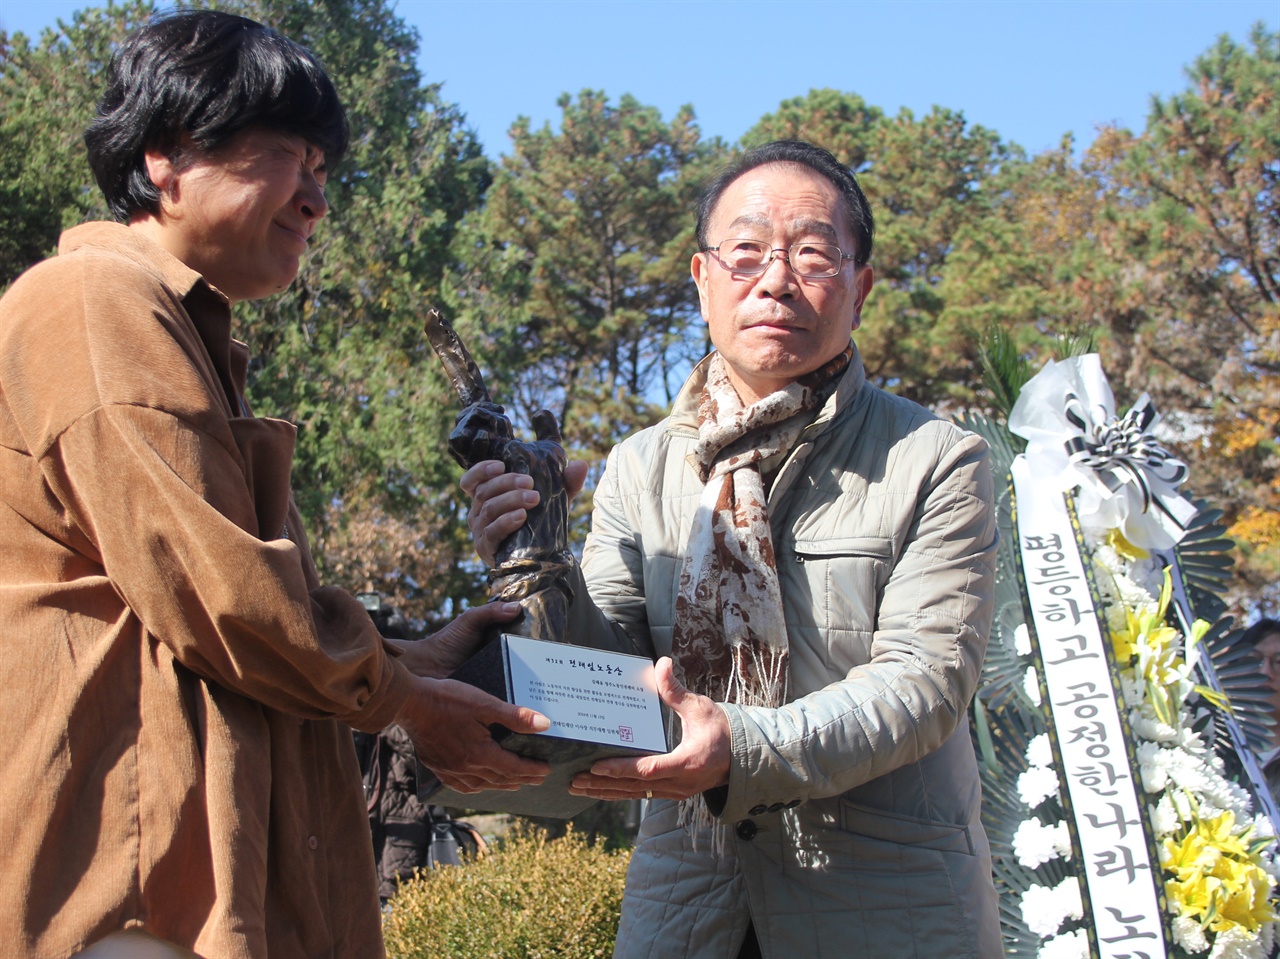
left=1254, top=631, right=1280, bottom=731
left=144, top=127, right=329, bottom=302
left=691, top=162, right=873, bottom=404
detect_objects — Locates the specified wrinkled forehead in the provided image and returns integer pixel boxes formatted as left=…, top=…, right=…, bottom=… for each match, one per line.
left=708, top=162, right=850, bottom=242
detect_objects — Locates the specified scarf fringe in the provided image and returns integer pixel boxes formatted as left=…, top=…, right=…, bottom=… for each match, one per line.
left=677, top=793, right=729, bottom=856
left=677, top=644, right=788, bottom=853
left=723, top=642, right=788, bottom=708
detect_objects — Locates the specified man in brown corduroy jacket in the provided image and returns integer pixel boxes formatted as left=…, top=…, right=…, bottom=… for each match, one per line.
left=0, top=11, right=549, bottom=958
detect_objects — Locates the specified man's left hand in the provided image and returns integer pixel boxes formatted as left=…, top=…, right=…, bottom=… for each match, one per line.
left=386, top=601, right=521, bottom=679
left=568, top=657, right=731, bottom=801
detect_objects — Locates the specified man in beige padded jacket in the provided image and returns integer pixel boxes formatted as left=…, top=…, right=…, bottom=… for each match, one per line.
left=466, top=140, right=1003, bottom=958
left=0, top=12, right=548, bottom=958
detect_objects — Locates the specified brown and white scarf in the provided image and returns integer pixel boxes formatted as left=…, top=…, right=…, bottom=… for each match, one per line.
left=672, top=346, right=851, bottom=837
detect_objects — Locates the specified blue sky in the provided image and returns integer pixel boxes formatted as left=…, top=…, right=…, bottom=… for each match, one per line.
left=1, top=0, right=1273, bottom=158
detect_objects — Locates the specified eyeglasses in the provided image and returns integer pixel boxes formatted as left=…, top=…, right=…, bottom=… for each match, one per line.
left=702, top=238, right=854, bottom=279
left=1254, top=650, right=1280, bottom=674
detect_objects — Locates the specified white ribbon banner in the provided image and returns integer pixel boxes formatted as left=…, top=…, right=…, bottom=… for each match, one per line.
left=1012, top=456, right=1167, bottom=959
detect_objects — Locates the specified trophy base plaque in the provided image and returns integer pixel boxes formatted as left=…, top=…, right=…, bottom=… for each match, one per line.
left=417, top=634, right=667, bottom=819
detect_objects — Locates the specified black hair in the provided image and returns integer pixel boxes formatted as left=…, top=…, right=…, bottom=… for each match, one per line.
left=1243, top=618, right=1280, bottom=647
left=85, top=10, right=349, bottom=221
left=695, top=140, right=874, bottom=267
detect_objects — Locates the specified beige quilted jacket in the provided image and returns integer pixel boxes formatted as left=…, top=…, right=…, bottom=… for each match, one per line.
left=566, top=345, right=1003, bottom=958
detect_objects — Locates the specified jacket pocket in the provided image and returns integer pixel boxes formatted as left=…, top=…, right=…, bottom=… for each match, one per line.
left=790, top=536, right=893, bottom=650
left=838, top=799, right=975, bottom=855
left=793, top=535, right=894, bottom=563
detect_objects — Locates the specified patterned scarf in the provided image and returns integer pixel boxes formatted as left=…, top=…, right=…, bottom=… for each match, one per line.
left=672, top=346, right=851, bottom=836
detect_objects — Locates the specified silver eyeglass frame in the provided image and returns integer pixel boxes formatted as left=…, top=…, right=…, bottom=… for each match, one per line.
left=701, top=238, right=855, bottom=279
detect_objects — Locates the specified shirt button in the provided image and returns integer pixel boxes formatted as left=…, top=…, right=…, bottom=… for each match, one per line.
left=308, top=836, right=318, bottom=850
left=735, top=820, right=757, bottom=841
left=767, top=802, right=785, bottom=813
left=748, top=804, right=768, bottom=816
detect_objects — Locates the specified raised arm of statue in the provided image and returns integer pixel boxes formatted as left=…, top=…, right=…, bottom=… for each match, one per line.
left=425, top=311, right=573, bottom=643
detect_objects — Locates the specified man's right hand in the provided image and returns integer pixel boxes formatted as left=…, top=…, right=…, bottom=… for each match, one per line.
left=394, top=676, right=551, bottom=793
left=461, top=459, right=588, bottom=565
left=386, top=601, right=522, bottom=680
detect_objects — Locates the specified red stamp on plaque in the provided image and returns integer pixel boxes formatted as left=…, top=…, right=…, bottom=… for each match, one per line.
left=618, top=726, right=634, bottom=742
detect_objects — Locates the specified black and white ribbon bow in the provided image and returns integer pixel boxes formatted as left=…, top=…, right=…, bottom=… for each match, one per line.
left=1008, top=355, right=1197, bottom=549
left=1063, top=391, right=1191, bottom=516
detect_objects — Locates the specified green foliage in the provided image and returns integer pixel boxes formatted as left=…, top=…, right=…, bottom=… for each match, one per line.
left=974, top=324, right=1033, bottom=425
left=450, top=91, right=724, bottom=455
left=1050, top=329, right=1097, bottom=361
left=743, top=87, right=883, bottom=171
left=382, top=826, right=630, bottom=959
left=0, top=0, right=155, bottom=284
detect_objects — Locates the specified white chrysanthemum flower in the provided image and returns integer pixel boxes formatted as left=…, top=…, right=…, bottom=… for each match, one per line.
left=1137, top=741, right=1169, bottom=793
left=1178, top=725, right=1210, bottom=754
left=1015, top=622, right=1032, bottom=657
left=1012, top=818, right=1072, bottom=868
left=1254, top=920, right=1277, bottom=959
left=1019, top=882, right=1058, bottom=937
left=1152, top=794, right=1180, bottom=836
left=1131, top=712, right=1180, bottom=743
left=1171, top=913, right=1209, bottom=953
left=1018, top=765, right=1060, bottom=809
left=1208, top=923, right=1267, bottom=959
left=1164, top=746, right=1249, bottom=815
left=1208, top=774, right=1253, bottom=817
left=1036, top=927, right=1089, bottom=959
left=1020, top=877, right=1083, bottom=939
left=1127, top=556, right=1165, bottom=599
left=1170, top=789, right=1194, bottom=822
left=1020, top=885, right=1061, bottom=937
left=1253, top=812, right=1278, bottom=842
left=1105, top=602, right=1128, bottom=634
left=1056, top=876, right=1083, bottom=920
left=1027, top=733, right=1053, bottom=769
left=1089, top=536, right=1120, bottom=568
left=1025, top=666, right=1042, bottom=706
left=1119, top=673, right=1145, bottom=708
left=1117, top=576, right=1159, bottom=613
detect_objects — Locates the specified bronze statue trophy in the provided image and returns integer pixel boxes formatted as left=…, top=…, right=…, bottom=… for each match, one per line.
left=416, top=310, right=664, bottom=818
left=424, top=309, right=573, bottom=645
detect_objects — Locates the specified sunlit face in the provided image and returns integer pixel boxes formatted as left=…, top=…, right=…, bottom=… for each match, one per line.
left=139, top=127, right=329, bottom=302
left=691, top=162, right=873, bottom=405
